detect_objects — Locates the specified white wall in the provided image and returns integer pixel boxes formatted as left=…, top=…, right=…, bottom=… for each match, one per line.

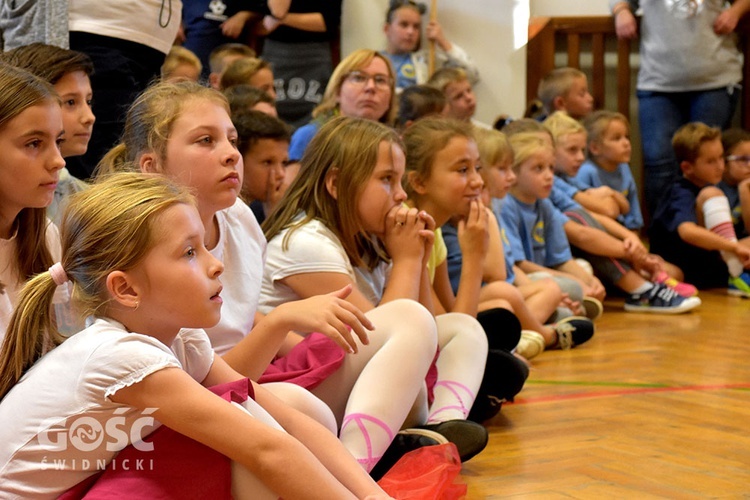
left=340, top=0, right=611, bottom=122
left=341, top=0, right=529, bottom=123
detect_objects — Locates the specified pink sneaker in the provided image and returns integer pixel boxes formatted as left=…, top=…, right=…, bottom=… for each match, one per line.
left=653, top=271, right=698, bottom=297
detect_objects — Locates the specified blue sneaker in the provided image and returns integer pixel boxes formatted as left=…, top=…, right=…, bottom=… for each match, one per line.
left=624, top=283, right=701, bottom=314
left=728, top=271, right=750, bottom=298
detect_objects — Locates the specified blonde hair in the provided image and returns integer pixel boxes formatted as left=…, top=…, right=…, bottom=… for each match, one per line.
left=543, top=111, right=586, bottom=145
left=582, top=110, right=629, bottom=149
left=509, top=132, right=553, bottom=172
left=427, top=67, right=468, bottom=94
left=0, top=172, right=194, bottom=400
left=96, top=81, right=229, bottom=176
left=672, top=122, right=722, bottom=164
left=263, top=116, right=403, bottom=269
left=0, top=63, right=60, bottom=294
left=219, top=57, right=271, bottom=90
left=161, top=45, right=202, bottom=81
left=208, top=43, right=256, bottom=74
left=312, top=49, right=398, bottom=126
left=475, top=127, right=512, bottom=170
left=537, top=67, right=586, bottom=114
left=501, top=117, right=547, bottom=137
left=402, top=117, right=474, bottom=199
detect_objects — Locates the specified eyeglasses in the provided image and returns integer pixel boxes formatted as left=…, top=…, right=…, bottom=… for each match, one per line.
left=345, top=71, right=393, bottom=90
left=726, top=155, right=750, bottom=165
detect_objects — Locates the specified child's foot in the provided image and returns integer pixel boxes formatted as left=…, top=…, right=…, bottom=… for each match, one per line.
left=728, top=271, right=750, bottom=298
left=582, top=296, right=603, bottom=320
left=418, top=420, right=489, bottom=462
left=624, top=283, right=702, bottom=313
left=515, top=330, right=545, bottom=360
left=552, top=316, right=595, bottom=349
left=370, top=429, right=447, bottom=480
left=653, top=271, right=698, bottom=297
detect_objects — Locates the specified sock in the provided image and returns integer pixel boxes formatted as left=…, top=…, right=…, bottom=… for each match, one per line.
left=631, top=282, right=653, bottom=295
left=703, top=196, right=743, bottom=277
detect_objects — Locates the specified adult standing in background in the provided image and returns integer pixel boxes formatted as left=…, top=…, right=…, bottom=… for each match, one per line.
left=611, top=0, right=750, bottom=217
left=261, top=0, right=342, bottom=129
left=0, top=0, right=68, bottom=50
left=66, top=0, right=184, bottom=179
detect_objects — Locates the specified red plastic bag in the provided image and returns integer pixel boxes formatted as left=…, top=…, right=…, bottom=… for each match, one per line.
left=377, top=443, right=467, bottom=500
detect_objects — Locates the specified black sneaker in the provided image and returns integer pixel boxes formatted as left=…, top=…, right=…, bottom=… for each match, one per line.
left=476, top=307, right=522, bottom=352
left=418, top=419, right=489, bottom=462
left=624, top=283, right=702, bottom=314
left=468, top=349, right=529, bottom=423
left=552, top=316, right=594, bottom=349
left=369, top=428, right=447, bottom=480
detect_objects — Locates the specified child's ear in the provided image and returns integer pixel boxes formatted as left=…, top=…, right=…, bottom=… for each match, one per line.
left=680, top=160, right=693, bottom=177
left=407, top=170, right=428, bottom=195
left=105, top=271, right=141, bottom=310
left=139, top=153, right=160, bottom=174
left=587, top=140, right=602, bottom=157
left=552, top=95, right=566, bottom=112
left=324, top=167, right=339, bottom=200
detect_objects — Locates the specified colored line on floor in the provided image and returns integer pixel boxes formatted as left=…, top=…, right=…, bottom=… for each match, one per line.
left=512, top=382, right=750, bottom=405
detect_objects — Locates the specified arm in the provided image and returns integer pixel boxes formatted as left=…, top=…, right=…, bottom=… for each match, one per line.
left=563, top=219, right=629, bottom=259
left=111, top=368, right=377, bottom=500
left=223, top=285, right=374, bottom=379
left=573, top=187, right=622, bottom=219
left=448, top=201, right=490, bottom=315
left=611, top=1, right=638, bottom=39
left=738, top=178, right=750, bottom=234
left=430, top=31, right=480, bottom=83
left=714, top=0, right=750, bottom=34
left=554, top=259, right=607, bottom=300
left=482, top=210, right=508, bottom=283
left=678, top=221, right=750, bottom=262
left=221, top=11, right=253, bottom=38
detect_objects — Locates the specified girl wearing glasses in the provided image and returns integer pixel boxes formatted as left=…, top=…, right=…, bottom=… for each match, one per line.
left=720, top=128, right=750, bottom=238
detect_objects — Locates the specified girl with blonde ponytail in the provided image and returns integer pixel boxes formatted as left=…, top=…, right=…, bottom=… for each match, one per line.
left=0, top=172, right=392, bottom=500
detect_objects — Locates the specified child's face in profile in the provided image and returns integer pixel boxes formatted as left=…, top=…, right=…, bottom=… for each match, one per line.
left=511, top=148, right=555, bottom=204
left=683, top=138, right=725, bottom=187
left=554, top=131, right=587, bottom=177
left=593, top=119, right=631, bottom=168
left=723, top=140, right=750, bottom=186
left=483, top=155, right=515, bottom=200
left=384, top=6, right=422, bottom=54
left=241, top=139, right=289, bottom=203
left=249, top=68, right=277, bottom=100
left=444, top=79, right=476, bottom=122
left=54, top=70, right=95, bottom=158
left=560, top=76, right=593, bottom=119
left=357, top=141, right=408, bottom=236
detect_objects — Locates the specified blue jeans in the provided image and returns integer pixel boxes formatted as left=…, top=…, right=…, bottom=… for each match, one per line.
left=637, top=86, right=740, bottom=218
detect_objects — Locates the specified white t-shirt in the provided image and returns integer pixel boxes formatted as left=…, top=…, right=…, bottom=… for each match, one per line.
left=0, top=220, right=69, bottom=341
left=68, top=0, right=183, bottom=55
left=204, top=199, right=267, bottom=356
left=0, top=318, right=214, bottom=497
left=259, top=217, right=389, bottom=314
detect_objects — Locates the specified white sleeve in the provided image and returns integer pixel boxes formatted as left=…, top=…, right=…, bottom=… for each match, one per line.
left=171, top=328, right=215, bottom=384
left=438, top=42, right=480, bottom=84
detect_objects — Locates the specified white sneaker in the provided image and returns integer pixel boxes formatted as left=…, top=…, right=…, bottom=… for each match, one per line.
left=515, top=330, right=545, bottom=360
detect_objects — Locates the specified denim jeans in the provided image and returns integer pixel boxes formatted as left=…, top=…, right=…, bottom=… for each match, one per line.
left=637, top=85, right=740, bottom=217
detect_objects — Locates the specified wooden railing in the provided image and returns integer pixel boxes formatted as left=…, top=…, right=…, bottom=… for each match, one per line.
left=527, top=15, right=750, bottom=128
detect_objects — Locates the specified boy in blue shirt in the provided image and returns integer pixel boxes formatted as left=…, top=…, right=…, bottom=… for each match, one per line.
left=650, top=122, right=750, bottom=296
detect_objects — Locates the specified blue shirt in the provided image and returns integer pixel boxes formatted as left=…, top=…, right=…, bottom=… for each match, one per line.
left=574, top=159, right=643, bottom=230
left=288, top=120, right=323, bottom=162
left=501, top=194, right=572, bottom=268
left=549, top=176, right=583, bottom=213
left=381, top=52, right=416, bottom=91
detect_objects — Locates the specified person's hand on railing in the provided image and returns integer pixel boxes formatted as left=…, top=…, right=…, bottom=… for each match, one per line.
left=612, top=3, right=638, bottom=40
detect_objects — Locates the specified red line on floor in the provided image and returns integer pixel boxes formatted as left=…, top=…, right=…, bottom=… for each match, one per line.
left=512, top=383, right=750, bottom=405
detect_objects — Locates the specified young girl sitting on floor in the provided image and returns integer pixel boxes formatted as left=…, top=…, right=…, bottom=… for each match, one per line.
left=0, top=173, right=392, bottom=499
left=0, top=63, right=68, bottom=341
left=97, top=81, right=440, bottom=475
left=260, top=116, right=489, bottom=474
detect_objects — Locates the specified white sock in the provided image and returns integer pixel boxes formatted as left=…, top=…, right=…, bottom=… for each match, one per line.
left=631, top=282, right=653, bottom=295
left=703, top=196, right=743, bottom=277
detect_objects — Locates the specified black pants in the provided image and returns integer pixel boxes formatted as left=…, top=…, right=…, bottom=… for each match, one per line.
left=68, top=32, right=165, bottom=179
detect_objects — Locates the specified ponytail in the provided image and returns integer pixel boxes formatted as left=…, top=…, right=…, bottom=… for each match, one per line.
left=0, top=271, right=63, bottom=400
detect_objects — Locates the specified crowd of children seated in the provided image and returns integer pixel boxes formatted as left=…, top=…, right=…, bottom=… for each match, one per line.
left=0, top=0, right=748, bottom=496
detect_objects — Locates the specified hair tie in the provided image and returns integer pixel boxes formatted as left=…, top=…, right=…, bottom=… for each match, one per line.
left=49, top=263, right=68, bottom=286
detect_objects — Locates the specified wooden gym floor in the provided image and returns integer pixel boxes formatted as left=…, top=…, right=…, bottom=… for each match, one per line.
left=461, top=289, right=750, bottom=499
